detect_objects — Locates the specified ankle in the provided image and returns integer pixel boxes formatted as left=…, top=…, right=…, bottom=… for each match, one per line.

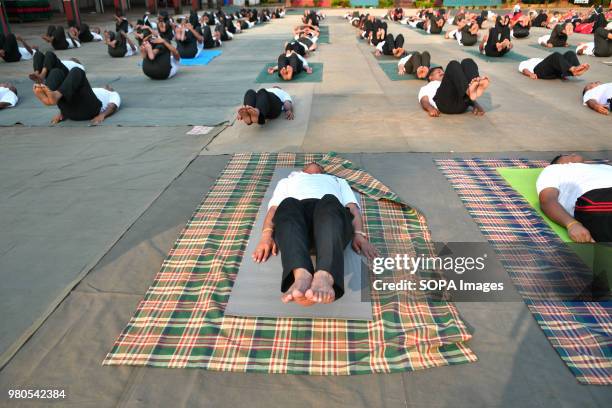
left=293, top=268, right=312, bottom=280
left=314, top=270, right=333, bottom=283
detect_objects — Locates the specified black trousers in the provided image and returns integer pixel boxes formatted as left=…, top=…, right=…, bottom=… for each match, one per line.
left=142, top=45, right=171, bottom=80
left=286, top=40, right=306, bottom=56
left=46, top=67, right=102, bottom=121
left=534, top=51, right=580, bottom=79
left=49, top=26, right=70, bottom=50
left=382, top=33, right=404, bottom=55
left=243, top=89, right=283, bottom=124
left=404, top=51, right=430, bottom=75
left=277, top=53, right=303, bottom=76
left=460, top=26, right=478, bottom=46
left=273, top=195, right=354, bottom=299
left=177, top=31, right=198, bottom=58
left=116, top=19, right=129, bottom=34
left=594, top=27, right=612, bottom=58
left=548, top=26, right=567, bottom=47
left=533, top=13, right=547, bottom=27
left=0, top=33, right=21, bottom=62
left=108, top=32, right=128, bottom=58
left=33, top=51, right=68, bottom=78
left=202, top=25, right=218, bottom=49
left=433, top=58, right=479, bottom=114
left=429, top=16, right=443, bottom=34
left=574, top=188, right=612, bottom=243
left=484, top=26, right=511, bottom=57
left=78, top=24, right=94, bottom=42
left=512, top=24, right=530, bottom=39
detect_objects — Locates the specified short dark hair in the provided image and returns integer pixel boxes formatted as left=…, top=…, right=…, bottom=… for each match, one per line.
left=582, top=84, right=590, bottom=96
left=550, top=155, right=563, bottom=164
left=427, top=66, right=443, bottom=81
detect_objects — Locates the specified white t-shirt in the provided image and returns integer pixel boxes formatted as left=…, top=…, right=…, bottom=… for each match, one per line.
left=538, top=34, right=550, bottom=46
left=398, top=53, right=413, bottom=67
left=62, top=60, right=85, bottom=71
left=518, top=58, right=543, bottom=74
left=576, top=42, right=594, bottom=56
left=169, top=56, right=179, bottom=78
left=0, top=87, right=18, bottom=108
left=93, top=88, right=121, bottom=114
left=266, top=87, right=292, bottom=104
left=375, top=41, right=385, bottom=52
left=418, top=80, right=441, bottom=109
left=124, top=45, right=135, bottom=57
left=18, top=47, right=34, bottom=60
left=583, top=83, right=612, bottom=107
left=91, top=32, right=103, bottom=42
left=66, top=38, right=80, bottom=49
left=268, top=172, right=358, bottom=210
left=536, top=163, right=612, bottom=215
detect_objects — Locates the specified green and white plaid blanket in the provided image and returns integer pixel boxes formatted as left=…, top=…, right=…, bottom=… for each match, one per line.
left=104, top=153, right=476, bottom=374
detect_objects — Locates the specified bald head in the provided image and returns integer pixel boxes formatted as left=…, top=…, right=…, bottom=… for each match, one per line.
left=303, top=163, right=324, bottom=174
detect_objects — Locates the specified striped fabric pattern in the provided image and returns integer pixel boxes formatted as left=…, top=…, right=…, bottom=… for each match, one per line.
left=436, top=158, right=612, bottom=385
left=103, top=153, right=476, bottom=374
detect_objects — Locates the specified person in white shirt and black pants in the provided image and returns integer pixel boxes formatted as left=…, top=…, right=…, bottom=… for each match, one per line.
left=237, top=87, right=294, bottom=125
left=252, top=163, right=379, bottom=306
left=418, top=58, right=489, bottom=117
left=537, top=154, right=612, bottom=243
left=32, top=67, right=120, bottom=125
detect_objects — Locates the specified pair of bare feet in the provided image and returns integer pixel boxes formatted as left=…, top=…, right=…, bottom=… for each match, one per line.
left=32, top=83, right=61, bottom=105
left=282, top=269, right=335, bottom=306
left=237, top=105, right=260, bottom=125
left=466, top=76, right=490, bottom=101
left=568, top=63, right=590, bottom=77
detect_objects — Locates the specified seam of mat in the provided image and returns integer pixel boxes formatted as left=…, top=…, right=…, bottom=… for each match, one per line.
left=0, top=134, right=220, bottom=370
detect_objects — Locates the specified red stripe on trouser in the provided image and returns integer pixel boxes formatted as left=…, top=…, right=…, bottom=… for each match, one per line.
left=576, top=204, right=612, bottom=210
left=580, top=196, right=612, bottom=205
left=575, top=205, right=612, bottom=212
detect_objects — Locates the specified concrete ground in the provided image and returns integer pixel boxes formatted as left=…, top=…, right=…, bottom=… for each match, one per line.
left=0, top=7, right=610, bottom=408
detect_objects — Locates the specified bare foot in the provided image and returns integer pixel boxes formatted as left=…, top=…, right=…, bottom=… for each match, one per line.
left=305, top=270, right=335, bottom=304
left=282, top=268, right=314, bottom=306
left=39, top=85, right=60, bottom=105
left=28, top=72, right=43, bottom=83
left=569, top=63, right=590, bottom=77
left=475, top=76, right=489, bottom=98
left=237, top=106, right=251, bottom=125
left=33, top=84, right=55, bottom=105
left=244, top=106, right=259, bottom=124
left=467, top=77, right=480, bottom=101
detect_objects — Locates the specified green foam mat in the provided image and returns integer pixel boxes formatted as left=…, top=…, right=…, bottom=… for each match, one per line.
left=378, top=62, right=418, bottom=81
left=317, top=26, right=330, bottom=44
left=409, top=27, right=446, bottom=36
left=463, top=48, right=529, bottom=63
left=497, top=168, right=569, bottom=241
left=528, top=44, right=574, bottom=53
left=255, top=62, right=323, bottom=83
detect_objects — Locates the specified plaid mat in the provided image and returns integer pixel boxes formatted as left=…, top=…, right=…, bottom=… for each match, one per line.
left=104, top=153, right=476, bottom=374
left=436, top=158, right=612, bottom=385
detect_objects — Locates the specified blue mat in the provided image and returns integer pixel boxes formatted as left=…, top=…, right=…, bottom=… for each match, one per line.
left=180, top=50, right=222, bottom=66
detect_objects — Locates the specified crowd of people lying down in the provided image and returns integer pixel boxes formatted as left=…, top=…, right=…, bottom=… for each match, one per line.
left=0, top=7, right=285, bottom=123
left=236, top=9, right=325, bottom=127
left=345, top=7, right=611, bottom=117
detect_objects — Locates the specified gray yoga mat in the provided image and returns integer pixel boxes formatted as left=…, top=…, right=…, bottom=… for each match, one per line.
left=0, top=74, right=237, bottom=127
left=225, top=168, right=373, bottom=321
